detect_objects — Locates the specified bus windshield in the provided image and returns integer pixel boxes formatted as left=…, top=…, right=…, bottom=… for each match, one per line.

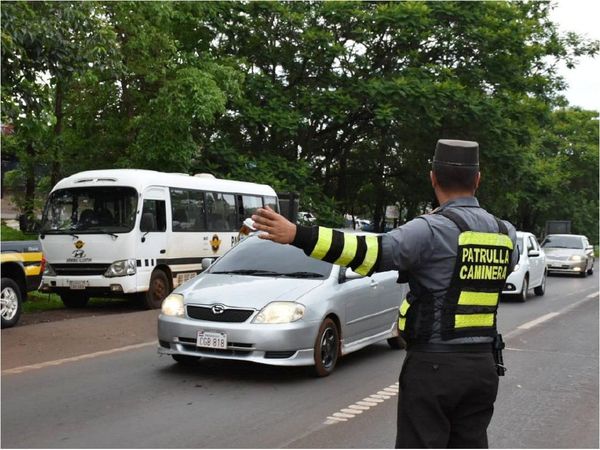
left=41, top=187, right=138, bottom=234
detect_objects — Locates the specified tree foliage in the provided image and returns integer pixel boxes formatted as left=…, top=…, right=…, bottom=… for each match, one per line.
left=1, top=1, right=598, bottom=239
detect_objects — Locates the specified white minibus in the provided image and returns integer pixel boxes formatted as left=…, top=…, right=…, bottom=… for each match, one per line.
left=39, top=169, right=278, bottom=309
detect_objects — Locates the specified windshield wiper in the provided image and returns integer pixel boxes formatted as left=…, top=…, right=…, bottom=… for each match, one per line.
left=280, top=271, right=324, bottom=278
left=211, top=269, right=282, bottom=276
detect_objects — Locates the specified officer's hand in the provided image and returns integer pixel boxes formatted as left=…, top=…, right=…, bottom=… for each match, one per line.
left=252, top=206, right=297, bottom=244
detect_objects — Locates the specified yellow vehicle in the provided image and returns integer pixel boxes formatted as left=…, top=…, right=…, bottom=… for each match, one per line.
left=1, top=240, right=43, bottom=328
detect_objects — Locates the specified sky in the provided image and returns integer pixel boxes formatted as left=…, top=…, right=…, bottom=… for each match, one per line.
left=550, top=0, right=600, bottom=111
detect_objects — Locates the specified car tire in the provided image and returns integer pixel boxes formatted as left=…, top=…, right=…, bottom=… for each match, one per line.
left=142, top=269, right=170, bottom=309
left=60, top=292, right=90, bottom=308
left=517, top=276, right=528, bottom=302
left=580, top=265, right=588, bottom=277
left=1, top=277, right=23, bottom=328
left=172, top=354, right=200, bottom=365
left=587, top=263, right=594, bottom=275
left=534, top=271, right=546, bottom=296
left=313, top=318, right=340, bottom=377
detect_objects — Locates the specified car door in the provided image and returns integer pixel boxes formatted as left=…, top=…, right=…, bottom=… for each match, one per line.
left=337, top=267, right=381, bottom=344
left=527, top=235, right=543, bottom=287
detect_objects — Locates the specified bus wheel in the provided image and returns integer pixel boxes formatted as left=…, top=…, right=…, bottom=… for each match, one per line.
left=144, top=269, right=170, bottom=309
left=60, top=292, right=89, bottom=308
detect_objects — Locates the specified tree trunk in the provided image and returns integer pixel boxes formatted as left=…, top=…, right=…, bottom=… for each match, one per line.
left=50, top=80, right=64, bottom=187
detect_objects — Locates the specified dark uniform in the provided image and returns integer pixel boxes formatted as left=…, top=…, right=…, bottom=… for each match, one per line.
left=290, top=140, right=517, bottom=448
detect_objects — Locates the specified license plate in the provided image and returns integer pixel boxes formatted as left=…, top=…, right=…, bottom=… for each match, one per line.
left=196, top=331, right=227, bottom=349
left=69, top=280, right=88, bottom=290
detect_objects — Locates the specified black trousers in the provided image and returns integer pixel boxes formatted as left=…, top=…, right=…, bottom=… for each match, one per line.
left=395, top=351, right=499, bottom=449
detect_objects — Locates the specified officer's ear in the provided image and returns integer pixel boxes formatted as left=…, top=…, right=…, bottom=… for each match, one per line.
left=430, top=171, right=438, bottom=189
left=474, top=172, right=481, bottom=191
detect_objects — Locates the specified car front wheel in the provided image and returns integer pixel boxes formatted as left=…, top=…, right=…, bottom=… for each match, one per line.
left=517, top=276, right=528, bottom=302
left=534, top=271, right=546, bottom=296
left=313, top=318, right=340, bottom=377
left=1, top=277, right=22, bottom=328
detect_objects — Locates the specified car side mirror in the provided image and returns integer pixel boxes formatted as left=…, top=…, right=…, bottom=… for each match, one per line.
left=201, top=258, right=214, bottom=271
left=528, top=250, right=540, bottom=257
left=340, top=267, right=363, bottom=283
left=586, top=245, right=593, bottom=252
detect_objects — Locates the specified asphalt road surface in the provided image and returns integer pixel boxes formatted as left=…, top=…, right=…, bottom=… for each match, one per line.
left=2, top=272, right=598, bottom=448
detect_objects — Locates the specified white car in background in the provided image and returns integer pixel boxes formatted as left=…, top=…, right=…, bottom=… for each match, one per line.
left=502, top=231, right=547, bottom=302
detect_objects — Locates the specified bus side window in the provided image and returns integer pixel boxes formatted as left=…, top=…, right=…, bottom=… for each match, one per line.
left=141, top=200, right=166, bottom=232
left=206, top=192, right=236, bottom=231
left=264, top=196, right=278, bottom=212
left=241, top=195, right=263, bottom=220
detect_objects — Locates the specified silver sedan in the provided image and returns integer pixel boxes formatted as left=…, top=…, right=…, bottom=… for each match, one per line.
left=158, top=235, right=406, bottom=376
left=541, top=234, right=595, bottom=276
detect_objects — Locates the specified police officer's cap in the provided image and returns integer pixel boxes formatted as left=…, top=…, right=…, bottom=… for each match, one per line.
left=433, top=139, right=479, bottom=168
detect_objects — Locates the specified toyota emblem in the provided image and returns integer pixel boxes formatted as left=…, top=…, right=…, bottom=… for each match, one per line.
left=211, top=304, right=226, bottom=315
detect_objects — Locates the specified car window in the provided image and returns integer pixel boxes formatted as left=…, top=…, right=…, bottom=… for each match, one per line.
left=208, top=236, right=333, bottom=279
left=527, top=236, right=538, bottom=252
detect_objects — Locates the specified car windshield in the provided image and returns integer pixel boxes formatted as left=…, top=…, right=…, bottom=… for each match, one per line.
left=41, top=186, right=138, bottom=234
left=541, top=235, right=583, bottom=249
left=208, top=236, right=333, bottom=279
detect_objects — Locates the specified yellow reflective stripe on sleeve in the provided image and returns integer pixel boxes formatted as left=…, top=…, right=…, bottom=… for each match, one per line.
left=399, top=317, right=406, bottom=331
left=355, top=235, right=379, bottom=276
left=310, top=227, right=333, bottom=260
left=455, top=313, right=494, bottom=329
left=334, top=234, right=358, bottom=267
left=399, top=298, right=410, bottom=316
left=458, top=291, right=499, bottom=307
left=458, top=231, right=513, bottom=250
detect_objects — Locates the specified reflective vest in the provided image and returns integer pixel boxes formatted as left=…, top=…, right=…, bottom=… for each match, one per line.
left=398, top=210, right=513, bottom=342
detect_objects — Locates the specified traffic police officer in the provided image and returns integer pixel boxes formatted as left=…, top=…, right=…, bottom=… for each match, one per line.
left=252, top=139, right=518, bottom=448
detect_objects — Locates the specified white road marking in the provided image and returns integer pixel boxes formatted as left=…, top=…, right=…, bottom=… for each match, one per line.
left=341, top=408, right=363, bottom=414
left=586, top=292, right=599, bottom=298
left=324, top=382, right=399, bottom=424
left=357, top=400, right=379, bottom=407
left=2, top=341, right=157, bottom=375
left=517, top=312, right=560, bottom=330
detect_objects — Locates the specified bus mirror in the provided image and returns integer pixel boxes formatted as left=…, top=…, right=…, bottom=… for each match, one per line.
left=201, top=258, right=213, bottom=270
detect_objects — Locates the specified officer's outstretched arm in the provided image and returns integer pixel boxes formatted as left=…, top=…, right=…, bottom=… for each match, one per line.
left=252, top=207, right=381, bottom=276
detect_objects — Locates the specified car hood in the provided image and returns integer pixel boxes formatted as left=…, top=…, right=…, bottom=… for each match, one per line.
left=543, top=248, right=583, bottom=258
left=178, top=274, right=326, bottom=308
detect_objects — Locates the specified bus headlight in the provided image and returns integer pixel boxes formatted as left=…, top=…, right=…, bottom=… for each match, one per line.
left=253, top=302, right=305, bottom=324
left=161, top=294, right=185, bottom=317
left=104, top=259, right=137, bottom=277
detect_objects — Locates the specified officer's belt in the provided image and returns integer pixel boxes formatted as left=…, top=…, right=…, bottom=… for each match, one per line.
left=407, top=343, right=491, bottom=353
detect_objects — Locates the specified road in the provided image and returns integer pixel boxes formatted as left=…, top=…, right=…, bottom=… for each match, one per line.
left=1, top=272, right=598, bottom=448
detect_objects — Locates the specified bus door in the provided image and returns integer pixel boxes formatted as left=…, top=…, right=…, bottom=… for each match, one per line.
left=136, top=187, right=168, bottom=290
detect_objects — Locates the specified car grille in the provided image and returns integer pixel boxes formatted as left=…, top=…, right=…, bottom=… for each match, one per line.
left=186, top=305, right=254, bottom=322
left=52, top=263, right=111, bottom=276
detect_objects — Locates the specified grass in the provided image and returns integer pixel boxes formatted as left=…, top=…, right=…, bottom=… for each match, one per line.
left=24, top=291, right=131, bottom=313
left=1, top=224, right=38, bottom=241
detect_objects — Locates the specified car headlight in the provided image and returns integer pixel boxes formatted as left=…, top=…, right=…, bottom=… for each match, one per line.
left=161, top=293, right=185, bottom=317
left=512, top=264, right=520, bottom=272
left=104, top=259, right=137, bottom=277
left=43, top=262, right=56, bottom=276
left=569, top=255, right=584, bottom=262
left=253, top=302, right=305, bottom=324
